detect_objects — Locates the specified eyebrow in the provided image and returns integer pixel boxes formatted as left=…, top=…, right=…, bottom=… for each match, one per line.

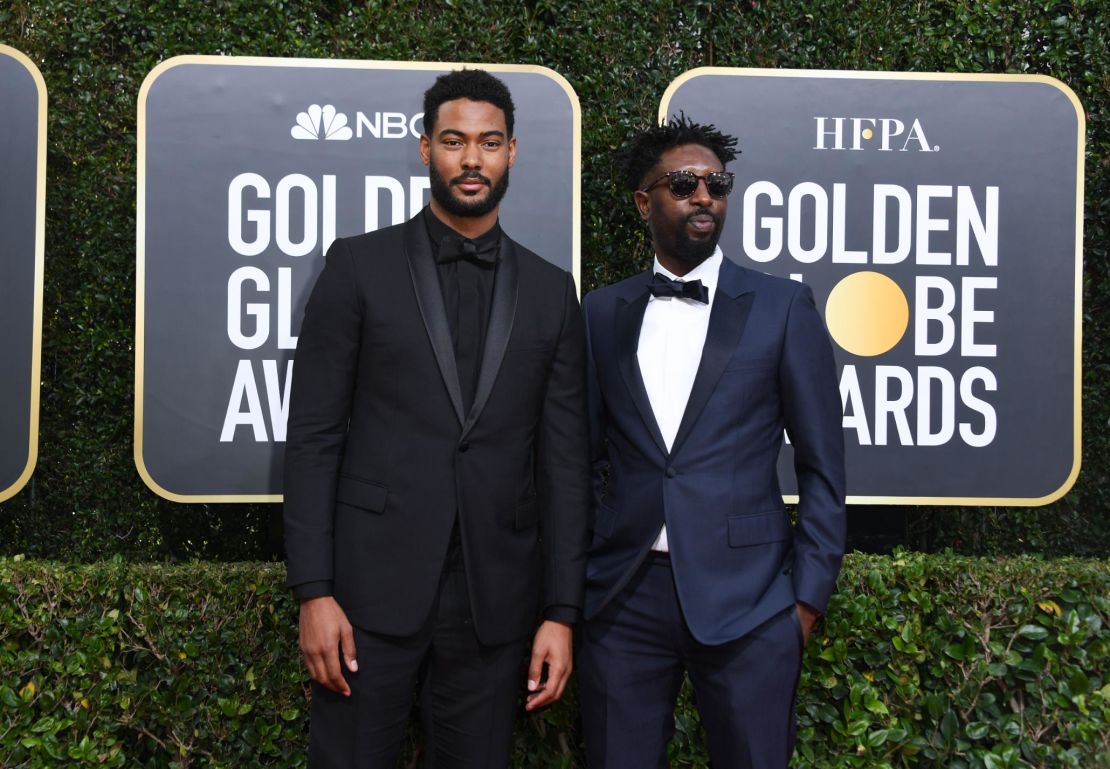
left=437, top=129, right=507, bottom=140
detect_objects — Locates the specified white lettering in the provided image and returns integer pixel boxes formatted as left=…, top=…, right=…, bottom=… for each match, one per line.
left=228, top=267, right=270, bottom=350
left=743, top=181, right=784, bottom=262
left=787, top=182, right=828, bottom=263
left=228, top=173, right=270, bottom=256
left=221, top=360, right=268, bottom=441
left=959, top=367, right=997, bottom=447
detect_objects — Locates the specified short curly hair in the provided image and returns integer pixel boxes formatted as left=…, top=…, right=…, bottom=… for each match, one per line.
left=423, top=69, right=516, bottom=138
left=616, top=113, right=740, bottom=192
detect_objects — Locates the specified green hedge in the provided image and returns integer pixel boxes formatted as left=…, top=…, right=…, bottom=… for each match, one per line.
left=0, top=0, right=1107, bottom=560
left=2, top=553, right=1108, bottom=768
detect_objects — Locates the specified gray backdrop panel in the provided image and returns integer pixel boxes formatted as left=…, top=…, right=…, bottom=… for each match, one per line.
left=140, top=60, right=577, bottom=499
left=665, top=72, right=1080, bottom=502
left=0, top=52, right=41, bottom=496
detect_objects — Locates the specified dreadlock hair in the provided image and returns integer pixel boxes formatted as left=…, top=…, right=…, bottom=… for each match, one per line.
left=616, top=112, right=740, bottom=192
left=422, top=69, right=516, bottom=138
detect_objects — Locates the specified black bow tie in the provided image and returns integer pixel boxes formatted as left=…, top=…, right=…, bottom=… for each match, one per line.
left=649, top=272, right=708, bottom=304
left=437, top=235, right=497, bottom=266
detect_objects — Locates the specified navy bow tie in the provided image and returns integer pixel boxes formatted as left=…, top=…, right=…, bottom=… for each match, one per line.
left=649, top=272, right=708, bottom=304
left=437, top=235, right=497, bottom=266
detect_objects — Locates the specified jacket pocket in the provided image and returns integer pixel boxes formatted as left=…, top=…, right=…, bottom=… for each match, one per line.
left=515, top=496, right=539, bottom=530
left=593, top=501, right=619, bottom=539
left=727, top=510, right=790, bottom=547
left=335, top=475, right=388, bottom=514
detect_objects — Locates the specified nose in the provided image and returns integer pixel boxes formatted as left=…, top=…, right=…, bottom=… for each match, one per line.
left=689, top=176, right=714, bottom=206
left=461, top=142, right=481, bottom=170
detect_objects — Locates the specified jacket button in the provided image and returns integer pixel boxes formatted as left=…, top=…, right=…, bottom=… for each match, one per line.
left=458, top=441, right=470, bottom=453
left=665, top=467, right=676, bottom=478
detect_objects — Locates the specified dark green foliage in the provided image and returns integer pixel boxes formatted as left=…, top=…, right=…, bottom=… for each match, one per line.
left=0, top=2, right=1107, bottom=556
left=2, top=554, right=1107, bottom=767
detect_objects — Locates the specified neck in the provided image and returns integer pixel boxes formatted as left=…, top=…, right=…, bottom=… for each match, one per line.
left=429, top=200, right=499, bottom=239
left=656, top=252, right=710, bottom=278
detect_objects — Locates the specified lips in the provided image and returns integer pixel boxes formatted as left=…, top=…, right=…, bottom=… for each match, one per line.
left=686, top=213, right=718, bottom=233
left=452, top=173, right=491, bottom=195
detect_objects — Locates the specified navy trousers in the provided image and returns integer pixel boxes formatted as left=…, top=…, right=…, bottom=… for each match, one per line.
left=578, top=554, right=804, bottom=769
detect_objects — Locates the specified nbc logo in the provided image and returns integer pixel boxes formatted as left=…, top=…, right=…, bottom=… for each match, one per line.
left=291, top=104, right=353, bottom=141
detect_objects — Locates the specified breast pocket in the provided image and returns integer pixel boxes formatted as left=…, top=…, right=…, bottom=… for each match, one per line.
left=723, top=354, right=776, bottom=373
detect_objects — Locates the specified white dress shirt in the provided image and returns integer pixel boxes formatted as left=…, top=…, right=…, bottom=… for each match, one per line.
left=637, top=247, right=723, bottom=552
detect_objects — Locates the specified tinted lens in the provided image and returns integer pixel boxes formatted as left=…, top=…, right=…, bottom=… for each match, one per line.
left=705, top=172, right=733, bottom=197
left=667, top=171, right=699, bottom=197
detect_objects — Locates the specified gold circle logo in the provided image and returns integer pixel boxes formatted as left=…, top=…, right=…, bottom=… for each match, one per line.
left=824, top=271, right=909, bottom=356
left=862, top=127, right=874, bottom=140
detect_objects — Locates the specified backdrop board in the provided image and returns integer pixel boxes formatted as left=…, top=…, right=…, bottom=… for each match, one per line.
left=0, top=45, right=46, bottom=503
left=661, top=69, right=1084, bottom=505
left=137, top=56, right=580, bottom=502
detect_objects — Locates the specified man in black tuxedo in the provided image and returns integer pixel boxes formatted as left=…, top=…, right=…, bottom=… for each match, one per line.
left=579, top=116, right=846, bottom=768
left=283, top=69, right=589, bottom=769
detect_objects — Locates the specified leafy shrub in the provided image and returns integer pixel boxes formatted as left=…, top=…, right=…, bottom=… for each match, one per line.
left=2, top=553, right=1107, bottom=768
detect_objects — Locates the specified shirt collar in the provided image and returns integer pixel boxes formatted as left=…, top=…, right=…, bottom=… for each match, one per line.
left=425, top=207, right=502, bottom=256
left=651, top=247, right=723, bottom=302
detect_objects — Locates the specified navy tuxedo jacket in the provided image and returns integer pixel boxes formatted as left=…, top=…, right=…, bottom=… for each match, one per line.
left=583, top=257, right=846, bottom=645
left=283, top=209, right=590, bottom=646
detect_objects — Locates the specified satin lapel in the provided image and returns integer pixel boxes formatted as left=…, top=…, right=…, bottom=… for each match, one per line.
left=616, top=288, right=669, bottom=458
left=404, top=213, right=465, bottom=425
left=670, top=261, right=755, bottom=457
left=461, top=235, right=519, bottom=439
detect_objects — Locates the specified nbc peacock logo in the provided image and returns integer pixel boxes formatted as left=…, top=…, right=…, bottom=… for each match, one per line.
left=291, top=104, right=353, bottom=141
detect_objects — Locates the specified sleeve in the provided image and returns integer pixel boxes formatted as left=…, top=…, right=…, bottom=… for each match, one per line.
left=779, top=283, right=847, bottom=614
left=536, top=271, right=591, bottom=616
left=583, top=291, right=610, bottom=533
left=282, top=237, right=363, bottom=595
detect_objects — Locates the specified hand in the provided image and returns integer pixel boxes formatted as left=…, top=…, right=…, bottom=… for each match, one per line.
left=299, top=596, right=358, bottom=696
left=795, top=602, right=819, bottom=647
left=524, top=620, right=572, bottom=711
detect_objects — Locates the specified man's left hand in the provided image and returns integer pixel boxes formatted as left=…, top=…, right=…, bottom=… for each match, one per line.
left=524, top=620, right=572, bottom=711
left=795, top=602, right=819, bottom=647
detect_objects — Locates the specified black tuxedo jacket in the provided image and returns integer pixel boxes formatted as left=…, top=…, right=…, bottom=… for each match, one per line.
left=283, top=209, right=590, bottom=646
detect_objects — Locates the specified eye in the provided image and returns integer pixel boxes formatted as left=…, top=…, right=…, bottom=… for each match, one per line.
left=482, top=140, right=502, bottom=149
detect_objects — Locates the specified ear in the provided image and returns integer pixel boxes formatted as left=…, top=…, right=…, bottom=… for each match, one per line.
left=507, top=136, right=517, bottom=168
left=633, top=190, right=652, bottom=222
left=419, top=134, right=431, bottom=166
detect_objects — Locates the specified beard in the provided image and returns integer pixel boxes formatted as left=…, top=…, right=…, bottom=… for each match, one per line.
left=428, top=162, right=510, bottom=218
left=669, top=208, right=723, bottom=266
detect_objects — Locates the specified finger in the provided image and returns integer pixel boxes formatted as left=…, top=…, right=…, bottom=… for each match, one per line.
left=323, top=646, right=351, bottom=696
left=340, top=622, right=359, bottom=673
left=526, top=645, right=546, bottom=694
left=526, top=680, right=558, bottom=710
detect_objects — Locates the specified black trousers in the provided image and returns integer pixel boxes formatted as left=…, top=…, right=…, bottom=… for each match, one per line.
left=308, top=540, right=528, bottom=769
left=578, top=554, right=804, bottom=769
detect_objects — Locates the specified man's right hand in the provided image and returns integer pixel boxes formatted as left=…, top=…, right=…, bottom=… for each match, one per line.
left=299, top=596, right=358, bottom=696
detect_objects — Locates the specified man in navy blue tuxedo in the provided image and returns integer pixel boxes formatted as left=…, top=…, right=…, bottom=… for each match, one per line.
left=578, top=115, right=846, bottom=769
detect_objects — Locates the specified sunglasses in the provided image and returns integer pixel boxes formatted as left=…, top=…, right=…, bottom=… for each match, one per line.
left=640, top=170, right=735, bottom=199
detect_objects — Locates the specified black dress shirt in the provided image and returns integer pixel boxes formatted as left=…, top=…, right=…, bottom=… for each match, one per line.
left=425, top=210, right=500, bottom=414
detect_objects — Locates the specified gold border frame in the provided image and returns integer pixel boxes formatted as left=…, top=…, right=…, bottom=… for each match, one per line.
left=0, top=45, right=46, bottom=504
left=660, top=67, right=1085, bottom=507
left=135, top=55, right=582, bottom=503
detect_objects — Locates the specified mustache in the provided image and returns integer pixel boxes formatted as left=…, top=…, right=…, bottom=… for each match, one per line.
left=452, top=171, right=491, bottom=186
